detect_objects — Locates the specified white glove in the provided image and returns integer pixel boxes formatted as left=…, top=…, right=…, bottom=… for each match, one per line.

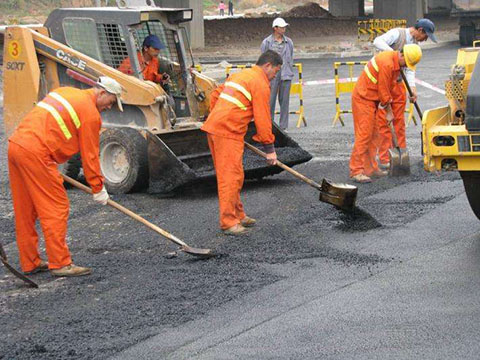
left=93, top=186, right=109, bottom=205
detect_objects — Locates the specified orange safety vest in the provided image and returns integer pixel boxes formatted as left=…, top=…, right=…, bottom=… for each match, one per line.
left=201, top=65, right=275, bottom=145
left=354, top=50, right=400, bottom=106
left=9, top=87, right=104, bottom=193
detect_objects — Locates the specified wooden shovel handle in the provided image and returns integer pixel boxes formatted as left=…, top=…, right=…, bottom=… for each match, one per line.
left=400, top=70, right=423, bottom=119
left=244, top=142, right=322, bottom=191
left=61, top=175, right=188, bottom=248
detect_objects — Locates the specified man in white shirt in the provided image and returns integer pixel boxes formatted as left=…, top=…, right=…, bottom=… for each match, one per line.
left=373, top=18, right=437, bottom=170
left=261, top=17, right=294, bottom=130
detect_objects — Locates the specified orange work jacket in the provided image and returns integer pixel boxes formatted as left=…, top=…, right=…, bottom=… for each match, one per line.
left=9, top=87, right=104, bottom=193
left=201, top=65, right=275, bottom=146
left=118, top=52, right=163, bottom=83
left=354, top=50, right=401, bottom=106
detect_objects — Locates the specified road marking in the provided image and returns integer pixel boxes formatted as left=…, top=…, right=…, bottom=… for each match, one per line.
left=304, top=77, right=446, bottom=95
left=414, top=79, right=445, bottom=95
left=304, top=78, right=356, bottom=86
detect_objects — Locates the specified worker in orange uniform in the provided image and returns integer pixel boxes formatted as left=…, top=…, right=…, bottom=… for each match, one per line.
left=8, top=77, right=123, bottom=277
left=202, top=50, right=282, bottom=236
left=118, top=34, right=170, bottom=88
left=373, top=19, right=437, bottom=170
left=349, top=44, right=422, bottom=183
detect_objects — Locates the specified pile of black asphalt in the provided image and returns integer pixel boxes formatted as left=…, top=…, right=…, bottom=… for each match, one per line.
left=0, top=124, right=458, bottom=360
left=0, top=50, right=461, bottom=359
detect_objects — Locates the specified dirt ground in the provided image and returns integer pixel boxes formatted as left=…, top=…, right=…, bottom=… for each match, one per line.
left=197, top=14, right=459, bottom=58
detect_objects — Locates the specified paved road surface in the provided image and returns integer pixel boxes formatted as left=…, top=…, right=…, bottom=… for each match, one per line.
left=1, top=43, right=478, bottom=360
left=114, top=192, right=480, bottom=359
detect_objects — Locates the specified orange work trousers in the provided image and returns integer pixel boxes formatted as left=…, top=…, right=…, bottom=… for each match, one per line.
left=349, top=93, right=380, bottom=177
left=8, top=142, right=72, bottom=272
left=375, top=81, right=407, bottom=165
left=207, top=134, right=246, bottom=229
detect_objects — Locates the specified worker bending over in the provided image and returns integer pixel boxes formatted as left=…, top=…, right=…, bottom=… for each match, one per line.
left=373, top=18, right=436, bottom=170
left=202, top=50, right=282, bottom=235
left=349, top=44, right=422, bottom=183
left=8, top=77, right=123, bottom=277
left=118, top=34, right=170, bottom=89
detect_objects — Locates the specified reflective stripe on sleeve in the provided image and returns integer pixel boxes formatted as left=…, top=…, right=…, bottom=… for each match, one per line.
left=49, top=92, right=81, bottom=129
left=224, top=81, right=252, bottom=101
left=37, top=102, right=73, bottom=140
left=364, top=65, right=378, bottom=84
left=219, top=93, right=247, bottom=110
left=371, top=57, right=379, bottom=72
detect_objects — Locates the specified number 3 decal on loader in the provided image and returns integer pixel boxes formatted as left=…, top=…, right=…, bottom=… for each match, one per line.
left=8, top=41, right=21, bottom=59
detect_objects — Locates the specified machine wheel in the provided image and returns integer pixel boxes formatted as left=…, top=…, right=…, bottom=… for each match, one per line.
left=460, top=171, right=480, bottom=220
left=460, top=25, right=476, bottom=46
left=100, top=128, right=148, bottom=194
left=58, top=153, right=81, bottom=180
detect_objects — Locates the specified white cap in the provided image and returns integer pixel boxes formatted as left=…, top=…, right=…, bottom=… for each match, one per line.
left=96, top=76, right=123, bottom=112
left=272, top=17, right=289, bottom=28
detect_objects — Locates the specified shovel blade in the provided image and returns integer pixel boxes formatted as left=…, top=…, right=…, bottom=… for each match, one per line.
left=319, top=179, right=358, bottom=211
left=388, top=148, right=410, bottom=177
left=180, top=245, right=216, bottom=259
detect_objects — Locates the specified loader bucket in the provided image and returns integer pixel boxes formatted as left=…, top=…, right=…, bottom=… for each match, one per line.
left=146, top=123, right=312, bottom=193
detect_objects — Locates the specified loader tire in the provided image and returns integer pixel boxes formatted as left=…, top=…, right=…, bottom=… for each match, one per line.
left=460, top=171, right=480, bottom=220
left=58, top=153, right=82, bottom=182
left=100, top=128, right=148, bottom=194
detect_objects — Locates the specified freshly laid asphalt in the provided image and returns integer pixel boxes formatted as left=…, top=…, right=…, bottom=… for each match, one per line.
left=1, top=43, right=479, bottom=360
left=113, top=192, right=480, bottom=360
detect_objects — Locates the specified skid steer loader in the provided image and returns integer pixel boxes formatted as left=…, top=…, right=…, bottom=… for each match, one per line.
left=423, top=43, right=480, bottom=219
left=2, top=1, right=311, bottom=194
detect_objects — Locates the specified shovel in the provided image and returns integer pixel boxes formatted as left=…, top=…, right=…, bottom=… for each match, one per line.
left=244, top=142, right=358, bottom=211
left=400, top=70, right=423, bottom=120
left=62, top=175, right=214, bottom=259
left=0, top=243, right=39, bottom=288
left=387, top=70, right=417, bottom=177
left=387, top=118, right=411, bottom=176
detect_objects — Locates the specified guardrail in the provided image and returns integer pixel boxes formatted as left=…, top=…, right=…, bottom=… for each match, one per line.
left=357, top=19, right=407, bottom=43
left=332, top=61, right=416, bottom=127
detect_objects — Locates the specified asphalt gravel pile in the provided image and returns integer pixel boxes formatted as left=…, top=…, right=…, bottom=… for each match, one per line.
left=336, top=206, right=383, bottom=232
left=204, top=17, right=357, bottom=46
left=0, top=141, right=460, bottom=360
left=0, top=51, right=465, bottom=358
left=281, top=2, right=332, bottom=18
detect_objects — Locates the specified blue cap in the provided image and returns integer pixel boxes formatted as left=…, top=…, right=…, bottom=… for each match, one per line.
left=415, top=18, right=437, bottom=43
left=142, top=35, right=165, bottom=50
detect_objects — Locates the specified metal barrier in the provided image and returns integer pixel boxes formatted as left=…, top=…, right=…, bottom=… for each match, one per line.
left=357, top=19, right=407, bottom=42
left=332, top=61, right=417, bottom=127
left=225, top=64, right=251, bottom=78
left=332, top=61, right=366, bottom=127
left=225, top=63, right=307, bottom=128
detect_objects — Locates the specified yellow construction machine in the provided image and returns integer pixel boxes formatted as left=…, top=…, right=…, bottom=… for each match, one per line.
left=422, top=43, right=480, bottom=219
left=2, top=1, right=311, bottom=194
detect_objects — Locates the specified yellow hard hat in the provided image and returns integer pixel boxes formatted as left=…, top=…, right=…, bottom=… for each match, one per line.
left=403, top=44, right=422, bottom=70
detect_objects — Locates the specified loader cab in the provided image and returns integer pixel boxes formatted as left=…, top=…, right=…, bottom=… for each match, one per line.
left=45, top=6, right=195, bottom=119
